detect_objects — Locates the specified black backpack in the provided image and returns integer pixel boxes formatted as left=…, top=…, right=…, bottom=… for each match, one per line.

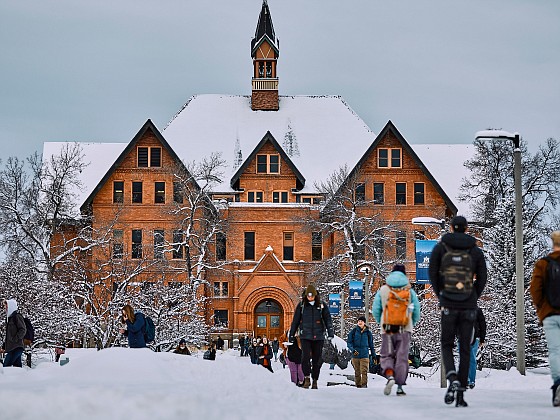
left=23, top=317, right=35, bottom=344
left=439, top=243, right=474, bottom=301
left=543, top=257, right=560, bottom=310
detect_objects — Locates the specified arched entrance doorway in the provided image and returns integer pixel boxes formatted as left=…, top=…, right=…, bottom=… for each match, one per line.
left=254, top=299, right=283, bottom=339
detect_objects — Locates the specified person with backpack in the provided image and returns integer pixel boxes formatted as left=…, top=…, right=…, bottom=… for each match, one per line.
left=372, top=264, right=420, bottom=396
left=530, top=230, right=560, bottom=407
left=429, top=215, right=487, bottom=408
left=119, top=304, right=147, bottom=348
left=1, top=299, right=27, bottom=368
left=347, top=315, right=377, bottom=388
left=289, top=284, right=334, bottom=389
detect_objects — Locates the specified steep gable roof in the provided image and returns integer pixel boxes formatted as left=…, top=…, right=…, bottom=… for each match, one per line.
left=251, top=0, right=278, bottom=56
left=80, top=119, right=199, bottom=213
left=230, top=131, right=305, bottom=190
left=345, top=120, right=458, bottom=214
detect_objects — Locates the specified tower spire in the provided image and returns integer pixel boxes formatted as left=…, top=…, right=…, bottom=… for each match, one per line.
left=251, top=0, right=279, bottom=111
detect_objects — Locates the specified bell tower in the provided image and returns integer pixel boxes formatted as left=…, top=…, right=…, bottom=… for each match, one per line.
left=251, top=0, right=279, bottom=111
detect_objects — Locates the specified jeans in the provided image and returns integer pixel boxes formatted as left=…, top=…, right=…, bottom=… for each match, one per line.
left=543, top=315, right=560, bottom=384
left=469, top=338, right=479, bottom=385
left=3, top=347, right=24, bottom=368
left=441, top=307, right=477, bottom=388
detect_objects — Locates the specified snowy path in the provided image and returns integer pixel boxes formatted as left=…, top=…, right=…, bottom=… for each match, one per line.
left=0, top=347, right=556, bottom=419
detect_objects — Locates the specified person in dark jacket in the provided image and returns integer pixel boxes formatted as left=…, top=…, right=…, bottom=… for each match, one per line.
left=119, top=304, right=147, bottom=348
left=347, top=316, right=377, bottom=388
left=467, top=308, right=486, bottom=388
left=289, top=284, right=334, bottom=389
left=429, top=216, right=487, bottom=408
left=248, top=337, right=258, bottom=364
left=285, top=332, right=304, bottom=386
left=1, top=299, right=26, bottom=368
left=271, top=337, right=280, bottom=361
left=173, top=339, right=191, bottom=355
left=530, top=230, right=560, bottom=407
left=256, top=336, right=274, bottom=372
left=239, top=335, right=246, bottom=356
left=216, top=336, right=224, bottom=350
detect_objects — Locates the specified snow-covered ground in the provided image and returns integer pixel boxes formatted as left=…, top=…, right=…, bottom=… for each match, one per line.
left=0, top=347, right=557, bottom=420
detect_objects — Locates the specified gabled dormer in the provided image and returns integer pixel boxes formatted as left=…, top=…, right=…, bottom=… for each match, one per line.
left=230, top=131, right=305, bottom=202
left=251, top=0, right=280, bottom=111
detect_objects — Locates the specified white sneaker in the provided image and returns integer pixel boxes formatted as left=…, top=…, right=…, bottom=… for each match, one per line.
left=384, top=376, right=395, bottom=395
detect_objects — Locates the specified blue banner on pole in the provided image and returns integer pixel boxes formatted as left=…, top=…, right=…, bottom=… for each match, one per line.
left=415, top=240, right=438, bottom=283
left=329, top=293, right=341, bottom=315
left=348, top=280, right=364, bottom=309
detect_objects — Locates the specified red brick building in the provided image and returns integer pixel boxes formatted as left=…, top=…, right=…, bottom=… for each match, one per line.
left=47, top=1, right=462, bottom=343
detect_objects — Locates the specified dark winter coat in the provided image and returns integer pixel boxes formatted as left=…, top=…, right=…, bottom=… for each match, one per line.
left=429, top=231, right=487, bottom=309
left=347, top=325, right=376, bottom=359
left=286, top=337, right=302, bottom=364
left=4, top=309, right=26, bottom=352
left=530, top=250, right=560, bottom=323
left=123, top=312, right=147, bottom=348
left=289, top=296, right=334, bottom=341
left=173, top=346, right=191, bottom=355
left=473, top=308, right=487, bottom=344
left=271, top=339, right=280, bottom=353
left=255, top=343, right=273, bottom=367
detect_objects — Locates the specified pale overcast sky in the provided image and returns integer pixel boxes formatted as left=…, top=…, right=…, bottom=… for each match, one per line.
left=2, top=0, right=559, bottom=159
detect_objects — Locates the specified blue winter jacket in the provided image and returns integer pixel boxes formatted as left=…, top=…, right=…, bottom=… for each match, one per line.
left=124, top=312, right=147, bottom=348
left=372, top=271, right=421, bottom=333
left=347, top=325, right=376, bottom=359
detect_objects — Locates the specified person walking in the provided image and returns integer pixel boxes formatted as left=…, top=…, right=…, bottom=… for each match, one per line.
left=248, top=337, right=258, bottom=364
left=285, top=332, right=305, bottom=386
left=119, top=304, right=147, bottom=348
left=271, top=337, right=280, bottom=362
left=372, top=264, right=420, bottom=396
left=530, top=230, right=560, bottom=407
left=1, top=299, right=26, bottom=368
left=256, top=336, right=274, bottom=373
left=289, top=284, right=334, bottom=389
left=173, top=339, right=191, bottom=355
left=239, top=334, right=246, bottom=357
left=347, top=315, right=377, bottom=388
left=429, top=216, right=487, bottom=407
left=467, top=308, right=486, bottom=389
left=216, top=335, right=224, bottom=350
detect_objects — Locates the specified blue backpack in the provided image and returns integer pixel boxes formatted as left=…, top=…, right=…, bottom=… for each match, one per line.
left=144, top=316, right=156, bottom=343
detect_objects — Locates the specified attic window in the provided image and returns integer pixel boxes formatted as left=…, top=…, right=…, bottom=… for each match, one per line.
left=378, top=148, right=401, bottom=168
left=137, top=147, right=162, bottom=168
left=256, top=154, right=279, bottom=174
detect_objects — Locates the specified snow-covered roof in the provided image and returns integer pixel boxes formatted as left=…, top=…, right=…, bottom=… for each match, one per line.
left=42, top=95, right=475, bottom=218
left=163, top=95, right=377, bottom=193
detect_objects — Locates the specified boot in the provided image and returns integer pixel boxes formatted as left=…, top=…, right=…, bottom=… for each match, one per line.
left=552, top=382, right=560, bottom=407
left=444, top=380, right=460, bottom=405
left=302, top=376, right=311, bottom=389
left=396, top=385, right=406, bottom=396
left=384, top=376, right=395, bottom=396
left=455, top=390, right=468, bottom=407
left=311, top=379, right=318, bottom=389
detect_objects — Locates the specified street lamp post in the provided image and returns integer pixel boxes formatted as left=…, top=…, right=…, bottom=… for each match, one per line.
left=412, top=216, right=447, bottom=388
left=475, top=130, right=525, bottom=375
left=359, top=264, right=373, bottom=325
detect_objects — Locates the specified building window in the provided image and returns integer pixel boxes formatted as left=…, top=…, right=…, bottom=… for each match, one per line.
left=312, top=232, right=322, bottom=261
left=396, top=230, right=406, bottom=260
left=154, top=230, right=164, bottom=260
left=248, top=191, right=263, bottom=203
left=172, top=230, right=184, bottom=259
left=214, top=310, right=228, bottom=327
left=283, top=232, right=294, bottom=261
left=132, top=182, right=143, bottom=203
left=378, top=148, right=402, bottom=168
left=258, top=62, right=264, bottom=78
left=213, top=282, right=229, bottom=297
left=155, top=182, right=165, bottom=204
left=273, top=191, right=288, bottom=203
left=216, top=233, right=226, bottom=261
left=113, top=229, right=123, bottom=259
left=266, top=62, right=272, bottom=77
left=244, top=231, right=255, bottom=260
left=414, top=183, right=425, bottom=205
left=355, top=183, right=366, bottom=202
left=137, top=147, right=162, bottom=168
left=173, top=182, right=183, bottom=204
left=256, top=154, right=280, bottom=174
left=373, top=182, right=384, bottom=204
left=113, top=181, right=124, bottom=203
left=132, top=229, right=142, bottom=259
left=396, top=182, right=406, bottom=205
